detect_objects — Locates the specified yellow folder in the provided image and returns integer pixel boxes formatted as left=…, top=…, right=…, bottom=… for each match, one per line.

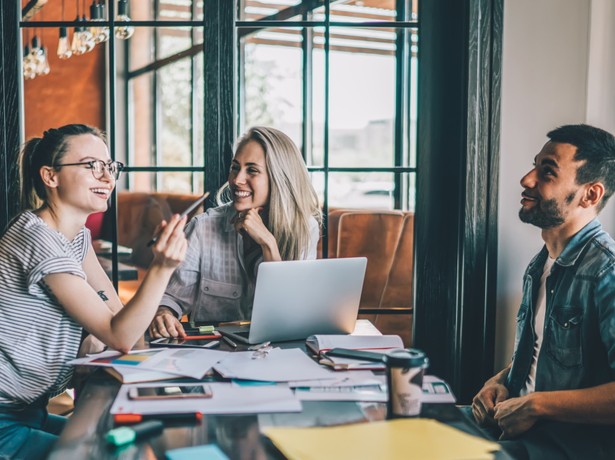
left=262, top=418, right=500, bottom=460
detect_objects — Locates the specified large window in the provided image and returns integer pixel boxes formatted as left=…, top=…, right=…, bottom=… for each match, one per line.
left=125, top=0, right=418, bottom=213
left=238, top=1, right=418, bottom=211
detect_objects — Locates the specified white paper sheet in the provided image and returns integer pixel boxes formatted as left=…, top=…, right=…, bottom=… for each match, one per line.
left=214, top=348, right=336, bottom=382
left=68, top=348, right=229, bottom=380
left=110, top=382, right=302, bottom=415
left=291, top=372, right=387, bottom=402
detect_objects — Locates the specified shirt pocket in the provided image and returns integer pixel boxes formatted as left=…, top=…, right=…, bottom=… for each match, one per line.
left=545, top=306, right=583, bottom=368
left=194, top=278, right=243, bottom=322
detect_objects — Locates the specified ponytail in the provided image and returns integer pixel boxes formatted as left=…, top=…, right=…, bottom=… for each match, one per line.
left=19, top=137, right=44, bottom=211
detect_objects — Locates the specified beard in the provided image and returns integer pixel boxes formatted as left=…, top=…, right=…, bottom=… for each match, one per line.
left=518, top=190, right=577, bottom=229
left=518, top=197, right=566, bottom=229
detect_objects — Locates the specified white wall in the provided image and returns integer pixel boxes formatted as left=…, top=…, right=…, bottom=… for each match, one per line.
left=495, top=0, right=615, bottom=370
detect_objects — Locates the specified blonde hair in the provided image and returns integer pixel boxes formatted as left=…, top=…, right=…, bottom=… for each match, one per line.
left=218, top=127, right=322, bottom=260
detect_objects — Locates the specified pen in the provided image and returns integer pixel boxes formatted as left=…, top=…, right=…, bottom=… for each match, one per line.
left=106, top=420, right=163, bottom=446
left=113, top=413, right=203, bottom=425
left=203, top=340, right=220, bottom=348
left=325, top=348, right=386, bottom=362
left=218, top=320, right=251, bottom=327
left=222, top=336, right=237, bottom=348
left=147, top=193, right=209, bottom=247
left=182, top=334, right=220, bottom=340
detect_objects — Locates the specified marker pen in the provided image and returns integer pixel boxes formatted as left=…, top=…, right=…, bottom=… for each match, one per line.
left=222, top=336, right=238, bottom=348
left=113, top=413, right=203, bottom=425
left=106, top=420, right=163, bottom=447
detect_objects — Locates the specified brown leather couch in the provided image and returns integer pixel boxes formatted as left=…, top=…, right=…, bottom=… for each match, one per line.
left=321, top=209, right=414, bottom=346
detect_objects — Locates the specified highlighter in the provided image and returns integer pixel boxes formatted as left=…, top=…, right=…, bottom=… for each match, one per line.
left=106, top=420, right=164, bottom=447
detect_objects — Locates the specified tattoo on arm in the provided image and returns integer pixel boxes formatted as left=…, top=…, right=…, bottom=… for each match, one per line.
left=97, top=290, right=109, bottom=301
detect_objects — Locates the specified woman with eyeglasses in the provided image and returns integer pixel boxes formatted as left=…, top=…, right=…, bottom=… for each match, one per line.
left=0, top=124, right=187, bottom=460
left=149, top=126, right=322, bottom=338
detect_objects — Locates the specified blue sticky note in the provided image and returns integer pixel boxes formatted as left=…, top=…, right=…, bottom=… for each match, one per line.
left=165, top=444, right=229, bottom=460
left=231, top=378, right=277, bottom=386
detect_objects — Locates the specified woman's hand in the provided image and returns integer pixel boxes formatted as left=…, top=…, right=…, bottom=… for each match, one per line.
left=233, top=208, right=272, bottom=245
left=149, top=307, right=186, bottom=338
left=150, top=214, right=188, bottom=269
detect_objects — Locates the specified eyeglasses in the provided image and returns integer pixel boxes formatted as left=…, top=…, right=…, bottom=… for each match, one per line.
left=54, top=160, right=124, bottom=180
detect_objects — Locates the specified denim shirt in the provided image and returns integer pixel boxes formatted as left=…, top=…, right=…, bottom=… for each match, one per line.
left=506, top=219, right=615, bottom=397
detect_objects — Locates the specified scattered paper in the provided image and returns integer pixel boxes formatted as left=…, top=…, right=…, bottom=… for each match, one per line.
left=214, top=348, right=336, bottom=382
left=69, top=348, right=228, bottom=380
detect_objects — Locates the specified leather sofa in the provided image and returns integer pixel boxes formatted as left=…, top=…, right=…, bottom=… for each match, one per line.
left=321, top=209, right=414, bottom=346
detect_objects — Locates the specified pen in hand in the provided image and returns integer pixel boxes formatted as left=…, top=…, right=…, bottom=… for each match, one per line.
left=147, top=192, right=209, bottom=247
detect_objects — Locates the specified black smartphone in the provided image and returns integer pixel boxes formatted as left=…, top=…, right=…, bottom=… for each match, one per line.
left=147, top=192, right=210, bottom=246
left=127, top=384, right=212, bottom=400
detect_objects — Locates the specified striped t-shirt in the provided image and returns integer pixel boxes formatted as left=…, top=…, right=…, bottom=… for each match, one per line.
left=0, top=211, right=89, bottom=407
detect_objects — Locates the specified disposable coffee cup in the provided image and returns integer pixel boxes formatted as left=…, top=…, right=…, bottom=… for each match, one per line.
left=385, top=348, right=429, bottom=418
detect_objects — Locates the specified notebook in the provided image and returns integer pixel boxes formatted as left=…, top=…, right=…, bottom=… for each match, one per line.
left=218, top=257, right=367, bottom=344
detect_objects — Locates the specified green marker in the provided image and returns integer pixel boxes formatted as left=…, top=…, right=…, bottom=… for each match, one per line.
left=106, top=420, right=164, bottom=447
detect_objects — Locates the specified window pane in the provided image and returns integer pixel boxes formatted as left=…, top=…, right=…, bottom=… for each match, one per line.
left=314, top=0, right=396, bottom=23
left=158, top=27, right=194, bottom=61
left=239, top=0, right=304, bottom=22
left=241, top=28, right=303, bottom=148
left=328, top=27, right=397, bottom=168
left=328, top=172, right=395, bottom=210
left=132, top=0, right=203, bottom=22
left=409, top=28, right=418, bottom=168
left=129, top=72, right=154, bottom=185
left=195, top=53, right=205, bottom=166
left=159, top=58, right=194, bottom=168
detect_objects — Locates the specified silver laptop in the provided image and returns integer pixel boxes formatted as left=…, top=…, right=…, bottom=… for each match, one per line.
left=218, top=257, right=367, bottom=344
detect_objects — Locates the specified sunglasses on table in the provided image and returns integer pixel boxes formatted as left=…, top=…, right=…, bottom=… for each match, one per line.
left=54, top=160, right=125, bottom=180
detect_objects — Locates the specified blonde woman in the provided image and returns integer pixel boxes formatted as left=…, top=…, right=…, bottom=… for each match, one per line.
left=150, top=127, right=322, bottom=338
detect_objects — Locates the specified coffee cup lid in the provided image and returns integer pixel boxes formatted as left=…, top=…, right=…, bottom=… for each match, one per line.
left=384, top=348, right=428, bottom=368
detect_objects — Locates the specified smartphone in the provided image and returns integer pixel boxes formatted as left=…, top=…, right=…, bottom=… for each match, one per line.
left=147, top=192, right=210, bottom=246
left=128, top=384, right=212, bottom=400
left=178, top=192, right=210, bottom=219
left=150, top=337, right=220, bottom=349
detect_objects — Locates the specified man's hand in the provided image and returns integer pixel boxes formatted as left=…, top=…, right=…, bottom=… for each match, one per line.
left=494, top=394, right=538, bottom=438
left=472, top=380, right=509, bottom=426
left=149, top=307, right=186, bottom=338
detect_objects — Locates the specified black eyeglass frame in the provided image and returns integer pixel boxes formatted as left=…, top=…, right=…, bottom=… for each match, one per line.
left=54, top=160, right=125, bottom=180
